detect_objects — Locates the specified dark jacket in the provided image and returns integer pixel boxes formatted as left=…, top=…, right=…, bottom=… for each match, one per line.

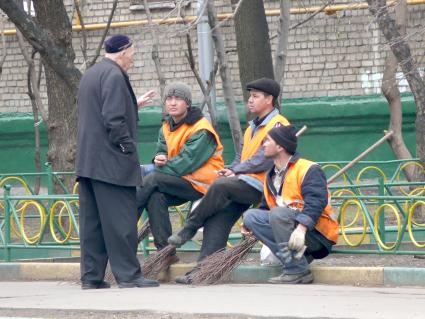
left=76, top=58, right=142, bottom=187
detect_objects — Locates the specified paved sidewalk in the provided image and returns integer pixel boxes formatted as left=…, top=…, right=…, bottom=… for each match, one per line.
left=1, top=281, right=425, bottom=319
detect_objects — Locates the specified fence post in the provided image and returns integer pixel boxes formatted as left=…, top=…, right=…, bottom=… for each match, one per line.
left=45, top=162, right=53, bottom=195
left=3, top=184, right=12, bottom=262
left=378, top=177, right=386, bottom=243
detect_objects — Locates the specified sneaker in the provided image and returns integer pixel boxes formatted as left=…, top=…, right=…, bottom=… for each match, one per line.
left=118, top=277, right=160, bottom=288
left=268, top=270, right=314, bottom=284
left=81, top=280, right=111, bottom=290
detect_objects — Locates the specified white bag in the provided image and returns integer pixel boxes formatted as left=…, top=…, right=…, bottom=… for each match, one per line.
left=260, top=244, right=282, bottom=266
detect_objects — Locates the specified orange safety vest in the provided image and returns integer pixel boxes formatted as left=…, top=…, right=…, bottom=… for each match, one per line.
left=264, top=158, right=339, bottom=243
left=240, top=113, right=290, bottom=184
left=162, top=117, right=224, bottom=194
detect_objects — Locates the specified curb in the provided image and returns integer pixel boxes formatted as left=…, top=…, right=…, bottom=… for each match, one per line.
left=1, top=262, right=425, bottom=287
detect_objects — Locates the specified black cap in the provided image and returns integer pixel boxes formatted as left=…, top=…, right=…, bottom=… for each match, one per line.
left=268, top=125, right=298, bottom=155
left=246, top=78, right=281, bottom=99
left=105, top=35, right=132, bottom=53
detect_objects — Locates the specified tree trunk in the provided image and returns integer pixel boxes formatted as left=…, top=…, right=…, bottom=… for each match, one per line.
left=368, top=0, right=425, bottom=171
left=33, top=0, right=80, bottom=183
left=207, top=1, right=243, bottom=155
left=1, top=0, right=81, bottom=181
left=232, top=0, right=274, bottom=117
left=380, top=0, right=417, bottom=181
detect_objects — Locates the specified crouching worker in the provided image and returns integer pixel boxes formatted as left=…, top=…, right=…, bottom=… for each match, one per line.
left=242, top=125, right=339, bottom=284
left=137, top=82, right=224, bottom=257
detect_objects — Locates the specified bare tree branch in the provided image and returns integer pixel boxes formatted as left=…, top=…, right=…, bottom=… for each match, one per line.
left=180, top=3, right=217, bottom=127
left=87, top=0, right=118, bottom=68
left=0, top=13, right=6, bottom=77
left=207, top=1, right=242, bottom=155
left=289, top=0, right=334, bottom=31
left=274, top=0, right=290, bottom=99
left=0, top=0, right=81, bottom=91
left=73, top=0, right=88, bottom=63
left=143, top=0, right=166, bottom=114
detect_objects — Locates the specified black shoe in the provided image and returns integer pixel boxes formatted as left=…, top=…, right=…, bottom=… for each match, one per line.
left=175, top=274, right=193, bottom=285
left=174, top=267, right=198, bottom=285
left=118, top=277, right=160, bottom=288
left=168, top=228, right=197, bottom=247
left=268, top=270, right=314, bottom=284
left=81, top=280, right=111, bottom=290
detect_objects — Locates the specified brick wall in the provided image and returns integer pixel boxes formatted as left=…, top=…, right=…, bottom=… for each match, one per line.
left=1, top=0, right=424, bottom=113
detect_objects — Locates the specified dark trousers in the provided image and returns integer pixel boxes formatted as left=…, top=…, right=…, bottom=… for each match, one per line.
left=184, top=177, right=262, bottom=261
left=78, top=177, right=141, bottom=283
left=137, top=172, right=203, bottom=249
left=244, top=207, right=325, bottom=274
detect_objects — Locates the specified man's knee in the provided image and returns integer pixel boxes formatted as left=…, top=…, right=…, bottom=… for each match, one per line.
left=269, top=207, right=295, bottom=225
left=243, top=209, right=257, bottom=230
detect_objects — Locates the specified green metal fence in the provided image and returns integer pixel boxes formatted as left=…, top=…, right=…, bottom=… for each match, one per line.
left=1, top=159, right=425, bottom=261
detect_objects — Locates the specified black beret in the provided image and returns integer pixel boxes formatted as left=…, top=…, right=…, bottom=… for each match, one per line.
left=104, top=35, right=132, bottom=53
left=268, top=125, right=298, bottom=155
left=246, top=77, right=281, bottom=99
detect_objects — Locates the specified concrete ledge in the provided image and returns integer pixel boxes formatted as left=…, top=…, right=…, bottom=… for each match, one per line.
left=1, top=262, right=423, bottom=287
left=0, top=263, right=20, bottom=281
left=384, top=267, right=425, bottom=286
left=311, top=266, right=383, bottom=286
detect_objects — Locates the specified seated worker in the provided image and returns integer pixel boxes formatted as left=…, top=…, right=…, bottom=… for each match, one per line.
left=137, top=82, right=224, bottom=255
left=242, top=125, right=339, bottom=284
left=168, top=77, right=290, bottom=284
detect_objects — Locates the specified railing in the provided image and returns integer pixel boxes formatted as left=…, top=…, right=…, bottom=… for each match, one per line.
left=1, top=159, right=425, bottom=261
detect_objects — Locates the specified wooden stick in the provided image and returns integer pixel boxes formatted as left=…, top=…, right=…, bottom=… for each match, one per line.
left=296, top=125, right=307, bottom=137
left=327, top=130, right=394, bottom=184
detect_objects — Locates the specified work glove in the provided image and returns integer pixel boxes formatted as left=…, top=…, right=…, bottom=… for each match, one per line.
left=288, top=227, right=306, bottom=252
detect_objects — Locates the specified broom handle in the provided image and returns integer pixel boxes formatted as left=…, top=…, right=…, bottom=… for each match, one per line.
left=296, top=125, right=307, bottom=137
left=327, top=130, right=394, bottom=184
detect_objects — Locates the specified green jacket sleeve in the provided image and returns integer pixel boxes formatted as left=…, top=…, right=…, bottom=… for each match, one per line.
left=155, top=127, right=168, bottom=156
left=155, top=130, right=217, bottom=176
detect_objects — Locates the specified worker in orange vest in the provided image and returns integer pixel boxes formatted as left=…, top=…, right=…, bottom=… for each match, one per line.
left=137, top=82, right=224, bottom=260
left=242, top=125, right=339, bottom=284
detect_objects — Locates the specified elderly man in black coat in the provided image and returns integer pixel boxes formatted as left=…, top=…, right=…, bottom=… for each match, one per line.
left=76, top=34, right=158, bottom=289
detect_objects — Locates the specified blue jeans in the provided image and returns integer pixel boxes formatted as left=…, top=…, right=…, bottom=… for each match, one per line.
left=244, top=207, right=311, bottom=275
left=140, top=164, right=155, bottom=177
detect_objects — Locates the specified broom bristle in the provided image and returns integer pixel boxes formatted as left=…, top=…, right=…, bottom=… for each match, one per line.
left=191, top=236, right=258, bottom=285
left=104, top=219, right=151, bottom=283
left=137, top=220, right=150, bottom=242
left=143, top=244, right=177, bottom=279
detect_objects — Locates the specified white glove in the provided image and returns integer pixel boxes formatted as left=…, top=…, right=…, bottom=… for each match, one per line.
left=288, top=226, right=306, bottom=252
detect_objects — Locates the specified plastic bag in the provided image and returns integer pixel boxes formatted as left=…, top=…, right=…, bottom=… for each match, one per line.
left=260, top=244, right=282, bottom=266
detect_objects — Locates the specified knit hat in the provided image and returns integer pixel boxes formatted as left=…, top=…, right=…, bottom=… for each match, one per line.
left=246, top=78, right=281, bottom=99
left=104, top=35, right=132, bottom=53
left=268, top=125, right=298, bottom=155
left=163, top=82, right=192, bottom=106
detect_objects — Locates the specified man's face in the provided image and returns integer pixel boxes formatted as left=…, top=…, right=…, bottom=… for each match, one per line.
left=121, top=46, right=135, bottom=71
left=263, top=135, right=281, bottom=158
left=165, top=96, right=189, bottom=119
left=247, top=90, right=273, bottom=116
